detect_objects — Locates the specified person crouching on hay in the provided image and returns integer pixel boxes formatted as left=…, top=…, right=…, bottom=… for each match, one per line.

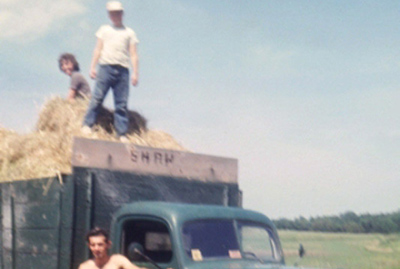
left=82, top=1, right=139, bottom=143
left=58, top=53, right=91, bottom=101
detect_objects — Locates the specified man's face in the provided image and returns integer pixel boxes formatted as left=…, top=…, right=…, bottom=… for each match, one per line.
left=88, top=235, right=110, bottom=259
left=109, top=11, right=123, bottom=26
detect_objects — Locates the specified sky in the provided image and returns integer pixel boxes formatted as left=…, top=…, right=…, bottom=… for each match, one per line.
left=1, top=0, right=399, bottom=219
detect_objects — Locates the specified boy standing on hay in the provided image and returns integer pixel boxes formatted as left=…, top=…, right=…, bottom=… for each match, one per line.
left=82, top=1, right=139, bottom=142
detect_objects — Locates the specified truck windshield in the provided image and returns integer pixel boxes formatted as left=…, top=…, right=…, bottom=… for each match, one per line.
left=182, top=219, right=280, bottom=262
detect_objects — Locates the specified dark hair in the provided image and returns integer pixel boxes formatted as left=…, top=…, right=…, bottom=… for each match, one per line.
left=86, top=227, right=110, bottom=242
left=58, top=53, right=80, bottom=71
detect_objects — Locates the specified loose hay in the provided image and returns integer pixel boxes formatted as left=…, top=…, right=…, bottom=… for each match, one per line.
left=0, top=96, right=186, bottom=181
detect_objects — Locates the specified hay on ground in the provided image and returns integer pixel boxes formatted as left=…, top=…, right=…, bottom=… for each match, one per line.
left=0, top=96, right=186, bottom=181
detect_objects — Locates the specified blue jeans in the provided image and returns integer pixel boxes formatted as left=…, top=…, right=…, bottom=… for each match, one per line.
left=84, top=65, right=129, bottom=136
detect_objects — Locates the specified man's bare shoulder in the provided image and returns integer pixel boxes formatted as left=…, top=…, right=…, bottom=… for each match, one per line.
left=110, top=253, right=129, bottom=262
left=109, top=254, right=142, bottom=269
left=78, top=259, right=96, bottom=269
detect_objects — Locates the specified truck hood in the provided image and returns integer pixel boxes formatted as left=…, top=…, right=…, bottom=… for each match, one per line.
left=183, top=260, right=304, bottom=269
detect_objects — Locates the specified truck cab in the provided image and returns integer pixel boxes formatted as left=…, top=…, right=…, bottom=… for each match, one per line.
left=111, top=202, right=287, bottom=269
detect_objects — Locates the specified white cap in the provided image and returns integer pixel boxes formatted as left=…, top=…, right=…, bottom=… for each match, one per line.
left=107, top=1, right=124, bottom=11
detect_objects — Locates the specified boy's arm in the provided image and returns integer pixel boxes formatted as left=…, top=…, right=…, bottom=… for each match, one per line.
left=67, top=88, right=76, bottom=101
left=129, top=43, right=139, bottom=86
left=90, top=38, right=104, bottom=79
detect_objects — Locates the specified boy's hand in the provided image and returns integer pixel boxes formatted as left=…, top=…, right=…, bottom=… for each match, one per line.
left=131, top=74, right=138, bottom=86
left=90, top=68, right=97, bottom=79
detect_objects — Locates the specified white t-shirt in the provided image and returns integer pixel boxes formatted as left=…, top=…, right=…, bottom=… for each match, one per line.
left=96, top=25, right=139, bottom=68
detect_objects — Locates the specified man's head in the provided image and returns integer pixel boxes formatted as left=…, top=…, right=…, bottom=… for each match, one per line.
left=107, top=1, right=124, bottom=26
left=86, top=227, right=111, bottom=259
left=58, top=53, right=80, bottom=76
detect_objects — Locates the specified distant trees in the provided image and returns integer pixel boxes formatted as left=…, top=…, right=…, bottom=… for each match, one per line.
left=273, top=210, right=400, bottom=234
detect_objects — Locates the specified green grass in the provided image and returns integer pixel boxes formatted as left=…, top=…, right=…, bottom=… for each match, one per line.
left=278, top=230, right=400, bottom=269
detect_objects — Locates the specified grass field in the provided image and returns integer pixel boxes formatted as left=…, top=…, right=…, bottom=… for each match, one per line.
left=278, top=230, right=400, bottom=269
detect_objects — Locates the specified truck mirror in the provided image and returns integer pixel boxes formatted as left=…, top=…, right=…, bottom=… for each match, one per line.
left=128, top=242, right=144, bottom=261
left=128, top=242, right=164, bottom=269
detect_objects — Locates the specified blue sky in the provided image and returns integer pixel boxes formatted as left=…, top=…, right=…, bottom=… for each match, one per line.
left=1, top=0, right=399, bottom=218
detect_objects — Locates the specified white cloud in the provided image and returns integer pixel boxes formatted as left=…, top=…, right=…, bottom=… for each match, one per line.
left=0, top=0, right=88, bottom=42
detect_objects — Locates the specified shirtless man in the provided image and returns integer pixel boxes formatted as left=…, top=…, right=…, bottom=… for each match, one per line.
left=78, top=227, right=145, bottom=269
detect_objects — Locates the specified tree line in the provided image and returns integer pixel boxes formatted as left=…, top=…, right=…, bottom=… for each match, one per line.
left=273, top=210, right=400, bottom=234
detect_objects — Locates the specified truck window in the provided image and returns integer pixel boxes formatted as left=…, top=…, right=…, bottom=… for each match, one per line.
left=122, top=220, right=172, bottom=263
left=182, top=220, right=240, bottom=260
left=237, top=220, right=281, bottom=261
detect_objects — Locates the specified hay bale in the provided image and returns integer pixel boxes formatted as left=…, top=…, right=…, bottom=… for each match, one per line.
left=0, top=96, right=186, bottom=181
left=36, top=97, right=148, bottom=135
left=1, top=132, right=72, bottom=180
left=0, top=128, right=18, bottom=179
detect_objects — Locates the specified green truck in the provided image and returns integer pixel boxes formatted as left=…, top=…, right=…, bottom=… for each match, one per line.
left=0, top=138, right=300, bottom=269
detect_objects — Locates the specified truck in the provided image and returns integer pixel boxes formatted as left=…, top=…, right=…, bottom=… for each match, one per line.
left=0, top=138, right=301, bottom=269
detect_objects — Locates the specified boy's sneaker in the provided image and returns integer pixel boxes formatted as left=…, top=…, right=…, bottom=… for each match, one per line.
left=119, top=135, right=129, bottom=143
left=81, top=125, right=92, bottom=135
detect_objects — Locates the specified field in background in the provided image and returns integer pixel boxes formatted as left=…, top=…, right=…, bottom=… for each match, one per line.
left=278, top=230, right=400, bottom=269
